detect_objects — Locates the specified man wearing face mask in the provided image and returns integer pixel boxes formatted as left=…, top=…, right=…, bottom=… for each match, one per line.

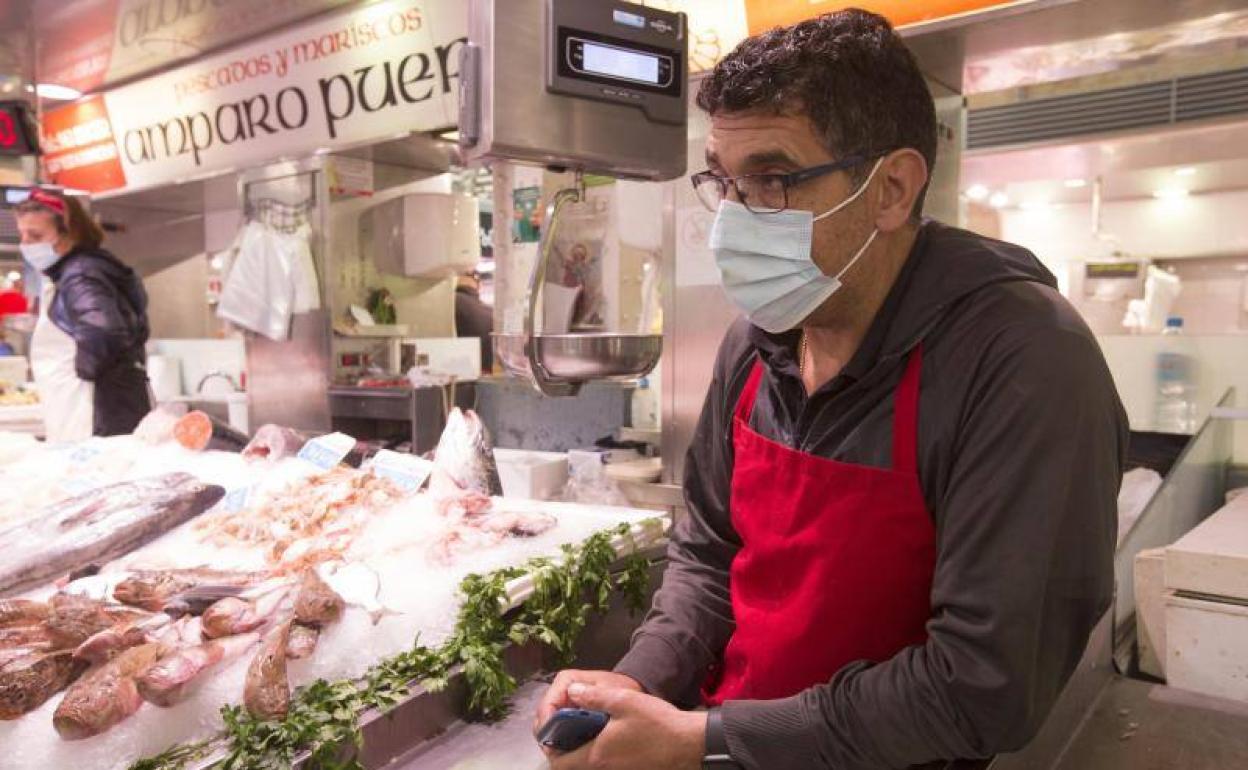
left=535, top=9, right=1127, bottom=770
left=15, top=189, right=151, bottom=442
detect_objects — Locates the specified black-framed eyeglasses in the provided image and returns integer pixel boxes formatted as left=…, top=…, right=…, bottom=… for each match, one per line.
left=690, top=154, right=871, bottom=214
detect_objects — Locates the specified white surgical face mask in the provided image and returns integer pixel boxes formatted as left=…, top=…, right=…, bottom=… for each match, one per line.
left=710, top=157, right=884, bottom=333
left=19, top=241, right=61, bottom=273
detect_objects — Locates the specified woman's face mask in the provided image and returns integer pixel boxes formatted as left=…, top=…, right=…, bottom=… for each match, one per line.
left=16, top=213, right=67, bottom=273
left=709, top=157, right=884, bottom=334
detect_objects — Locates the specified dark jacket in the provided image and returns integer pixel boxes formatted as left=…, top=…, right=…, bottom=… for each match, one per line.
left=455, top=285, right=495, bottom=372
left=46, top=246, right=151, bottom=436
left=614, top=221, right=1127, bottom=769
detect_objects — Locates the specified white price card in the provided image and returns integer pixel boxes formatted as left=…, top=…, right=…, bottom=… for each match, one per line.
left=297, top=432, right=357, bottom=470
left=366, top=449, right=435, bottom=494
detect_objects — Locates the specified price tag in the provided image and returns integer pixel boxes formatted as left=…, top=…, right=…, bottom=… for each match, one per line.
left=366, top=450, right=434, bottom=494
left=217, top=485, right=252, bottom=513
left=67, top=444, right=102, bottom=465
left=297, top=432, right=357, bottom=470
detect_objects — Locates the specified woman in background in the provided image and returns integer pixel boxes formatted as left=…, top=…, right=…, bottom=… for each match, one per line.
left=15, top=189, right=150, bottom=441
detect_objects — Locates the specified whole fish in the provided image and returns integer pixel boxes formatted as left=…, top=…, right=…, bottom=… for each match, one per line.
left=73, top=614, right=171, bottom=665
left=242, top=424, right=308, bottom=462
left=0, top=599, right=50, bottom=629
left=113, top=568, right=268, bottom=612
left=285, top=624, right=319, bottom=659
left=430, top=408, right=502, bottom=497
left=0, top=474, right=225, bottom=596
left=53, top=642, right=165, bottom=740
left=293, top=570, right=343, bottom=627
left=200, top=597, right=263, bottom=638
left=137, top=633, right=258, bottom=707
left=244, top=620, right=292, bottom=720
left=0, top=650, right=86, bottom=720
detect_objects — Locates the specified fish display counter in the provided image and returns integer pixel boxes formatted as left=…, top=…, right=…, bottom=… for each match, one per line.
left=0, top=408, right=667, bottom=770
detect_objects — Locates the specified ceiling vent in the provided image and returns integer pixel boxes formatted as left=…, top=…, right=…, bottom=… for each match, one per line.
left=967, top=66, right=1248, bottom=150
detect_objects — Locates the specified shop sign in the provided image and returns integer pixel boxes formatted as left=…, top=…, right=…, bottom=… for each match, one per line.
left=41, top=0, right=466, bottom=194
left=37, top=0, right=357, bottom=96
left=744, top=0, right=1028, bottom=34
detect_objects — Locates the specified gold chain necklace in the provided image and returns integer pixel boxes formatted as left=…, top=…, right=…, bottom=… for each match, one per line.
left=799, top=331, right=809, bottom=379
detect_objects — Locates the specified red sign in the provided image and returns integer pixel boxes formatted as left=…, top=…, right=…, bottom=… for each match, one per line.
left=745, top=0, right=1024, bottom=34
left=36, top=0, right=121, bottom=95
left=40, top=95, right=127, bottom=193
left=0, top=102, right=36, bottom=155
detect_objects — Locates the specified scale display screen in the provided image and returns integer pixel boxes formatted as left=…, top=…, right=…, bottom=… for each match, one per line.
left=581, top=41, right=660, bottom=84
left=558, top=28, right=678, bottom=96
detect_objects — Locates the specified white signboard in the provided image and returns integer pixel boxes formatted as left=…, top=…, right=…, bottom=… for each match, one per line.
left=43, top=0, right=466, bottom=194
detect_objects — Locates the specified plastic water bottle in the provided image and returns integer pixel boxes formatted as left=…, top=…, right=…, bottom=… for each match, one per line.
left=1154, top=316, right=1197, bottom=434
left=631, top=377, right=659, bottom=430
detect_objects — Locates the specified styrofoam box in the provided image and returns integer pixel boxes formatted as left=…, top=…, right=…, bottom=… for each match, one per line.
left=1134, top=547, right=1168, bottom=680
left=1165, top=592, right=1248, bottom=703
left=1165, top=493, right=1248, bottom=601
left=494, top=449, right=569, bottom=501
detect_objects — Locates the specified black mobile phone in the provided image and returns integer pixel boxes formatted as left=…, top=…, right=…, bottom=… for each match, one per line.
left=536, top=708, right=611, bottom=752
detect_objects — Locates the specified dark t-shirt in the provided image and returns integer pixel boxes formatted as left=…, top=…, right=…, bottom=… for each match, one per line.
left=455, top=286, right=494, bottom=373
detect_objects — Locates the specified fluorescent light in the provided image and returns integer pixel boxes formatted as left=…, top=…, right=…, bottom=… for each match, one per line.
left=988, top=191, right=1009, bottom=208
left=1153, top=187, right=1189, bottom=200
left=964, top=184, right=989, bottom=201
left=1174, top=167, right=1197, bottom=177
left=1064, top=178, right=1087, bottom=188
left=5, top=271, right=19, bottom=283
left=35, top=83, right=81, bottom=100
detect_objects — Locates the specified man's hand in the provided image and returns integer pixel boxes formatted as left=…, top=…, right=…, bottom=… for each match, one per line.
left=547, top=682, right=706, bottom=770
left=533, top=669, right=644, bottom=735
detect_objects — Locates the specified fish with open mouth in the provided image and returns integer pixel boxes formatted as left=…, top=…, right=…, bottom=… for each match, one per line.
left=244, top=620, right=293, bottom=720
left=0, top=650, right=87, bottom=720
left=0, top=474, right=225, bottom=596
left=429, top=408, right=503, bottom=498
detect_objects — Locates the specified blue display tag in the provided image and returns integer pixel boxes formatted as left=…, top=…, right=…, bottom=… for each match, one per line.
left=297, top=432, right=357, bottom=470
left=217, top=485, right=251, bottom=513
left=365, top=450, right=434, bottom=494
left=67, top=444, right=102, bottom=465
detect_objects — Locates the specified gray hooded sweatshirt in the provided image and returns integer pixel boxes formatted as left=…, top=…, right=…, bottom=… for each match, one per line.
left=614, top=220, right=1128, bottom=769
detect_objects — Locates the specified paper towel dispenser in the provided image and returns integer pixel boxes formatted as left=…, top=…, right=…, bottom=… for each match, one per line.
left=364, top=192, right=480, bottom=278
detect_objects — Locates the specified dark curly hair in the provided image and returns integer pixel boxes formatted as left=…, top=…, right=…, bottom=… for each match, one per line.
left=697, top=8, right=937, bottom=214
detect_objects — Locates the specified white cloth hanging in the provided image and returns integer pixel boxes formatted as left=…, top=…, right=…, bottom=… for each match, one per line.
left=31, top=282, right=94, bottom=442
left=286, top=225, right=320, bottom=314
left=217, top=221, right=297, bottom=340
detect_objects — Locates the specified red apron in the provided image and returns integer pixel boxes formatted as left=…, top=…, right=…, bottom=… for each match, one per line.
left=704, top=346, right=936, bottom=705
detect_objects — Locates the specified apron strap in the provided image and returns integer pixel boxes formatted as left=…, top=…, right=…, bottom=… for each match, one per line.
left=733, top=357, right=767, bottom=423
left=892, top=344, right=923, bottom=474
